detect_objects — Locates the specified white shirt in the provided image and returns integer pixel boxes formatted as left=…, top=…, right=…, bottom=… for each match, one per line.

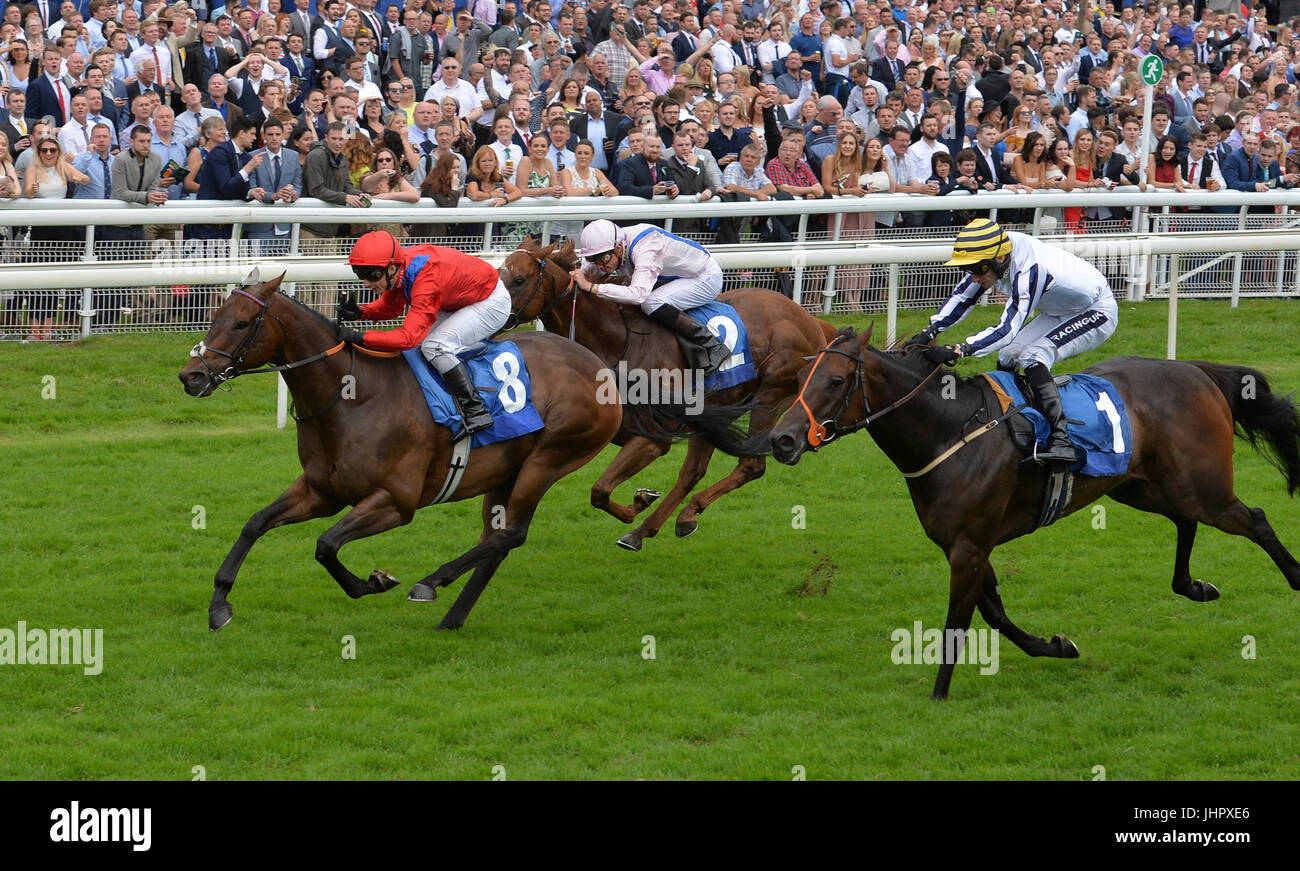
left=757, top=38, right=791, bottom=84
left=711, top=39, right=742, bottom=74
left=906, top=137, right=949, bottom=184
left=824, top=34, right=850, bottom=76
left=1183, top=154, right=1225, bottom=190
left=130, top=42, right=173, bottom=85
left=313, top=18, right=342, bottom=61
left=175, top=106, right=221, bottom=148
left=58, top=117, right=94, bottom=157
left=423, top=77, right=485, bottom=117
left=490, top=140, right=524, bottom=184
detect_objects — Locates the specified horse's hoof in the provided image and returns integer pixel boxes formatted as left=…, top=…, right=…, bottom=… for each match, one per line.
left=1053, top=634, right=1080, bottom=658
left=209, top=604, right=233, bottom=632
left=435, top=620, right=463, bottom=632
left=616, top=533, right=642, bottom=551
left=407, top=582, right=438, bottom=602
left=675, top=520, right=698, bottom=538
left=1196, top=580, right=1221, bottom=601
left=369, top=570, right=400, bottom=593
left=634, top=488, right=661, bottom=508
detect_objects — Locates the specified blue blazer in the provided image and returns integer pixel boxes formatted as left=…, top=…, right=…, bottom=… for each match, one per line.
left=1221, top=147, right=1265, bottom=192
left=25, top=75, right=68, bottom=126
left=245, top=148, right=303, bottom=238
left=193, top=141, right=251, bottom=239
left=282, top=53, right=316, bottom=112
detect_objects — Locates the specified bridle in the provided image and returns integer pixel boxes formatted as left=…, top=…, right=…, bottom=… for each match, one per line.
left=504, top=248, right=579, bottom=339
left=188, top=287, right=348, bottom=391
left=791, top=335, right=944, bottom=448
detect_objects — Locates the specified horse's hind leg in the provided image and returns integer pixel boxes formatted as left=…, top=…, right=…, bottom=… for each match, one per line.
left=674, top=455, right=765, bottom=538
left=408, top=479, right=515, bottom=603
left=590, top=436, right=670, bottom=524
left=1206, top=499, right=1300, bottom=591
left=314, top=489, right=412, bottom=599
left=1108, top=484, right=1220, bottom=602
left=620, top=436, right=714, bottom=551
left=210, top=475, right=342, bottom=631
left=976, top=562, right=1080, bottom=658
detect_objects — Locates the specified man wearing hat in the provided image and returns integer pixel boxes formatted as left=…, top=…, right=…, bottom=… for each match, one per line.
left=903, top=220, right=1119, bottom=467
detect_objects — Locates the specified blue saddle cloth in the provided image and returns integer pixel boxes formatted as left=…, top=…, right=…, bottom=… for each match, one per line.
left=986, top=371, right=1133, bottom=477
left=402, top=340, right=544, bottom=448
left=686, top=301, right=757, bottom=391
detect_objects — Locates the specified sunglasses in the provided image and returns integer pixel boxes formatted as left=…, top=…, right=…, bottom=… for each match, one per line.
left=590, top=250, right=617, bottom=266
left=351, top=264, right=385, bottom=281
left=376, top=156, right=394, bottom=163
left=39, top=146, right=57, bottom=153
left=966, top=260, right=995, bottom=276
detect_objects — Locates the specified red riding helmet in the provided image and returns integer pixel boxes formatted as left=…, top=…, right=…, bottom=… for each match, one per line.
left=349, top=231, right=402, bottom=280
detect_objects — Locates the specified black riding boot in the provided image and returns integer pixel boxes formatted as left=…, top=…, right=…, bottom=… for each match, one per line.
left=649, top=304, right=731, bottom=373
left=1024, top=363, right=1076, bottom=465
left=441, top=362, right=494, bottom=439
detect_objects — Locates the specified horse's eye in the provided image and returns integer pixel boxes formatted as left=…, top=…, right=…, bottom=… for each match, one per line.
left=828, top=376, right=845, bottom=388
left=235, top=320, right=250, bottom=330
left=513, top=275, right=525, bottom=285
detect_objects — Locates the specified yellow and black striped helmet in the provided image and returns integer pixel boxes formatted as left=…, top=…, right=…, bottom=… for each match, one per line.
left=945, top=219, right=1012, bottom=267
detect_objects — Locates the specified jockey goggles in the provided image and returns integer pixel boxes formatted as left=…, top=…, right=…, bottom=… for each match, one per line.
left=351, top=264, right=387, bottom=281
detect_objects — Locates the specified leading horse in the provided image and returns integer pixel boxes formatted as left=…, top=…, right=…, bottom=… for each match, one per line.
left=771, top=326, right=1300, bottom=699
left=500, top=237, right=835, bottom=550
left=178, top=272, right=622, bottom=631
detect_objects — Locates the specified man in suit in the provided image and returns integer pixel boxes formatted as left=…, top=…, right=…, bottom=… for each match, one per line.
left=288, top=4, right=315, bottom=44
left=160, top=9, right=200, bottom=96
left=613, top=134, right=671, bottom=214
left=969, top=122, right=1012, bottom=190
left=1222, top=133, right=1270, bottom=193
left=1181, top=132, right=1226, bottom=195
left=871, top=38, right=905, bottom=92
left=569, top=91, right=627, bottom=174
left=191, top=21, right=236, bottom=99
left=193, top=115, right=263, bottom=240
left=662, top=128, right=715, bottom=236
left=1150, top=106, right=1190, bottom=159
left=1, top=92, right=34, bottom=159
left=26, top=47, right=74, bottom=125
left=125, top=57, right=167, bottom=108
left=281, top=33, right=315, bottom=113
left=245, top=117, right=303, bottom=254
left=975, top=53, right=1010, bottom=110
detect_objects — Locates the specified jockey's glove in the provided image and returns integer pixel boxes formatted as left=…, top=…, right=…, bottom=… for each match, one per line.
left=922, top=343, right=970, bottom=365
left=338, top=296, right=364, bottom=321
left=904, top=326, right=937, bottom=347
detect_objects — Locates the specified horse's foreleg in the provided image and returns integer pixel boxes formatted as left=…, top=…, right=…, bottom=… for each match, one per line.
left=933, top=540, right=987, bottom=701
left=674, top=455, right=766, bottom=538
left=408, top=480, right=516, bottom=603
left=314, top=489, right=411, bottom=599
left=1207, top=499, right=1300, bottom=591
left=620, top=436, right=714, bottom=551
left=976, top=562, right=1080, bottom=658
left=590, top=436, right=670, bottom=524
left=210, top=475, right=342, bottom=631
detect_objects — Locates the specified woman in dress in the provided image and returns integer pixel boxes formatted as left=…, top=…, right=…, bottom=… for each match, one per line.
left=0, top=131, right=20, bottom=199
left=621, top=67, right=649, bottom=108
left=821, top=129, right=870, bottom=308
left=185, top=117, right=227, bottom=197
left=360, top=94, right=387, bottom=142
left=550, top=77, right=586, bottom=124
left=1011, top=131, right=1050, bottom=188
left=554, top=139, right=618, bottom=240
left=919, top=35, right=945, bottom=73
left=344, top=132, right=375, bottom=188
left=502, top=135, right=555, bottom=244
left=362, top=146, right=420, bottom=238
left=1000, top=105, right=1035, bottom=166
left=734, top=64, right=759, bottom=107
left=1066, top=130, right=1096, bottom=231
left=23, top=137, right=89, bottom=340
left=1, top=38, right=32, bottom=96
left=694, top=99, right=717, bottom=132
left=695, top=56, right=718, bottom=97
left=1146, top=135, right=1186, bottom=191
left=440, top=96, right=475, bottom=155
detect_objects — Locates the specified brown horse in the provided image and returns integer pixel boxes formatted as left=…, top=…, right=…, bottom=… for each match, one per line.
left=770, top=326, right=1300, bottom=699
left=499, top=237, right=835, bottom=550
left=178, top=272, right=622, bottom=632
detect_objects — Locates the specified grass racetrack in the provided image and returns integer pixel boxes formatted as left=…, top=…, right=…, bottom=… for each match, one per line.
left=2, top=298, right=1299, bottom=780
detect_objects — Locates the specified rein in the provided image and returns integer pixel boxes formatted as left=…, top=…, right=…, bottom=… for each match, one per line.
left=792, top=338, right=944, bottom=447
left=190, top=288, right=399, bottom=404
left=506, top=253, right=579, bottom=339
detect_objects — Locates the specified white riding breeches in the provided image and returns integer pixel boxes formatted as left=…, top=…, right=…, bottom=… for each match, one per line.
left=420, top=278, right=513, bottom=372
left=640, top=262, right=724, bottom=316
left=997, top=293, right=1119, bottom=371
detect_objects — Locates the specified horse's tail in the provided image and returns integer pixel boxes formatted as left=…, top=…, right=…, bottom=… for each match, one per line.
left=620, top=394, right=771, bottom=458
left=1191, top=361, right=1300, bottom=496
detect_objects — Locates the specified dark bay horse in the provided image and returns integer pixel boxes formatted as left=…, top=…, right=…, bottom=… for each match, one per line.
left=178, top=273, right=622, bottom=631
left=770, top=326, right=1300, bottom=699
left=500, top=237, right=835, bottom=550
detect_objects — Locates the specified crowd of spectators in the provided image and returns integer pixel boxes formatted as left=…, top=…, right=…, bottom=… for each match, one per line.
left=3, top=0, right=1300, bottom=332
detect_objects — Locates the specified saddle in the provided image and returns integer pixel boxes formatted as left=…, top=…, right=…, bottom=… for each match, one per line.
left=978, top=373, right=1075, bottom=531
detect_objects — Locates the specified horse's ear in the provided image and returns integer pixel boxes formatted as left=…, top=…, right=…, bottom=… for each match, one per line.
left=252, top=270, right=284, bottom=300
left=860, top=322, right=875, bottom=348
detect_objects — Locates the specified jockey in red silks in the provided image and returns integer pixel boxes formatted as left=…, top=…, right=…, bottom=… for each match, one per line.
left=338, top=230, right=512, bottom=438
